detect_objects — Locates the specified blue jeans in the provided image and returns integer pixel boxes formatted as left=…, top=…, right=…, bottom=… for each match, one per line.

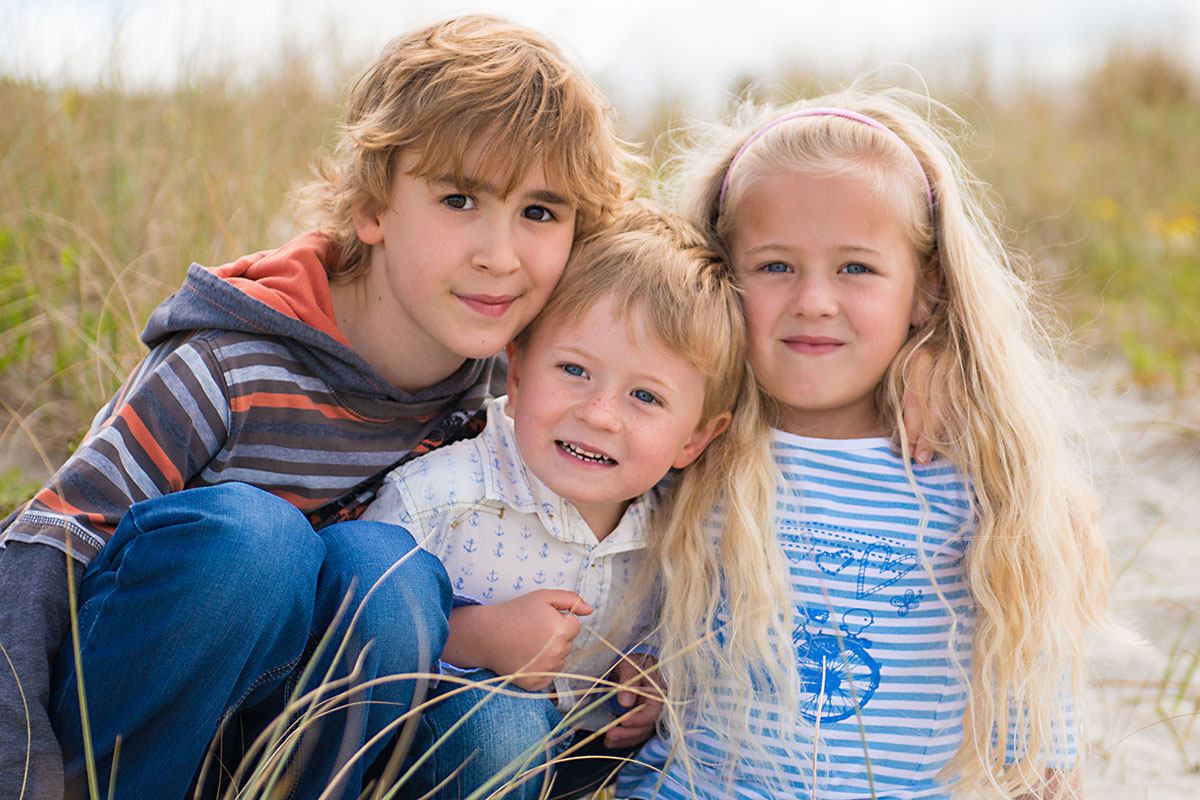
left=391, top=669, right=565, bottom=800
left=387, top=669, right=637, bottom=800
left=49, top=483, right=451, bottom=800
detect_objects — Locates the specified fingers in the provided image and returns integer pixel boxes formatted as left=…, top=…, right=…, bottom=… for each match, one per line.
left=510, top=673, right=553, bottom=692
left=541, top=589, right=594, bottom=616
left=604, top=722, right=653, bottom=749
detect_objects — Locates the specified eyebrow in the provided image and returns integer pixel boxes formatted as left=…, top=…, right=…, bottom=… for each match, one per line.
left=550, top=343, right=682, bottom=395
left=742, top=243, right=885, bottom=258
left=432, top=174, right=570, bottom=207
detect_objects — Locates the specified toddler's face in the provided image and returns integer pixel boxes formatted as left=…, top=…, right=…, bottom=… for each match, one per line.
left=730, top=168, right=922, bottom=438
left=506, top=295, right=728, bottom=538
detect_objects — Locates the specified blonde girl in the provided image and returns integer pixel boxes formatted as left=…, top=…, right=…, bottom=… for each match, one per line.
left=618, top=87, right=1110, bottom=799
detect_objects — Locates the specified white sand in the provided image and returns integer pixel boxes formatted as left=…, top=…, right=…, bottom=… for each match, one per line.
left=1081, top=366, right=1200, bottom=797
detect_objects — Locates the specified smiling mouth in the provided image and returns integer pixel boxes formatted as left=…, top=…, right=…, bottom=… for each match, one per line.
left=784, top=335, right=843, bottom=353
left=557, top=441, right=616, bottom=465
left=458, top=294, right=517, bottom=318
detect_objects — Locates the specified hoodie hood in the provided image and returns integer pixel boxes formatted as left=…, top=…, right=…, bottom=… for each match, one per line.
left=142, top=232, right=494, bottom=403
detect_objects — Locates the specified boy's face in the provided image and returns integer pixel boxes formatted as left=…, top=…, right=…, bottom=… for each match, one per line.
left=353, top=150, right=576, bottom=389
left=506, top=295, right=730, bottom=538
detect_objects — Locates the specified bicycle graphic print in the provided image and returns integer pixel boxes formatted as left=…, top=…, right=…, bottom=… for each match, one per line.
left=793, top=605, right=882, bottom=723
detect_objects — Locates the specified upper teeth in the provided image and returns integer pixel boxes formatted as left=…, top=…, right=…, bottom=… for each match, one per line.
left=561, top=441, right=614, bottom=464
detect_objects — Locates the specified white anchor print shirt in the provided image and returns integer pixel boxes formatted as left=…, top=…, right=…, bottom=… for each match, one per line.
left=360, top=396, right=654, bottom=730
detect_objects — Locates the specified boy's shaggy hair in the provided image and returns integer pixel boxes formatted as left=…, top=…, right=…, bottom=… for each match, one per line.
left=298, top=14, right=632, bottom=281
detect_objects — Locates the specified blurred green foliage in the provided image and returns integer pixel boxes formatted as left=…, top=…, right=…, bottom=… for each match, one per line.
left=1, top=46, right=1197, bottom=509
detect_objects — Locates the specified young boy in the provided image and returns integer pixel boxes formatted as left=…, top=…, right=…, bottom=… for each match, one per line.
left=0, top=15, right=628, bottom=800
left=358, top=200, right=752, bottom=800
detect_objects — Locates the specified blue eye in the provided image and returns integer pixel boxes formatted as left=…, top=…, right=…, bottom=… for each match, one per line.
left=631, top=389, right=659, bottom=405
left=561, top=363, right=586, bottom=377
left=841, top=262, right=870, bottom=275
left=762, top=262, right=791, bottom=274
left=523, top=205, right=555, bottom=222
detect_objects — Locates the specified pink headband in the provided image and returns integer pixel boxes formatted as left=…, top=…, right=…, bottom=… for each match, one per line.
left=717, top=107, right=935, bottom=215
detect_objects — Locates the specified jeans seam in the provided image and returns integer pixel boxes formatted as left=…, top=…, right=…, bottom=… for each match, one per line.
left=224, top=655, right=303, bottom=724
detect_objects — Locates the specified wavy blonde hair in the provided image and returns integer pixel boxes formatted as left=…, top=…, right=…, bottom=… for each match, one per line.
left=295, top=14, right=634, bottom=281
left=655, top=84, right=1111, bottom=796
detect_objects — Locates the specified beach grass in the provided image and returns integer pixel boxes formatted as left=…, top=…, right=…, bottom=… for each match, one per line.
left=2, top=41, right=1198, bottom=798
left=3, top=46, right=1197, bottom=511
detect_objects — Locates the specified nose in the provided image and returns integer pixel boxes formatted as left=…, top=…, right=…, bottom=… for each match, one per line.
left=574, top=388, right=622, bottom=432
left=472, top=219, right=520, bottom=276
left=788, top=273, right=837, bottom=318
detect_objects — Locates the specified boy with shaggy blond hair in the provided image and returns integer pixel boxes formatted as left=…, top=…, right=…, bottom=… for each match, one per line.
left=0, top=15, right=629, bottom=800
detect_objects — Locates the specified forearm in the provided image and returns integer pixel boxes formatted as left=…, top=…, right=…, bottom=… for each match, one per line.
left=0, top=542, right=76, bottom=799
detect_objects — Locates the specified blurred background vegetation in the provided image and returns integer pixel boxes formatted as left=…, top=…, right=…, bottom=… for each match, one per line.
left=1, top=46, right=1198, bottom=508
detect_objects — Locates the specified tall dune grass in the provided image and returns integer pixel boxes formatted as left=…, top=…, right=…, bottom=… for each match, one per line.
left=2, top=47, right=1197, bottom=501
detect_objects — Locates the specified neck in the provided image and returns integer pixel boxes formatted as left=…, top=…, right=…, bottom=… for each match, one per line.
left=772, top=403, right=887, bottom=439
left=575, top=501, right=630, bottom=542
left=328, top=278, right=467, bottom=394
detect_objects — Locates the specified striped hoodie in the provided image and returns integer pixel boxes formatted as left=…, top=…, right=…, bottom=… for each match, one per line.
left=1, top=231, right=505, bottom=563
left=0, top=232, right=504, bottom=796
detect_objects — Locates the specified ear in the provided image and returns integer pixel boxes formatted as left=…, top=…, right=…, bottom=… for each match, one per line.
left=352, top=202, right=385, bottom=246
left=505, top=347, right=523, bottom=413
left=671, top=410, right=732, bottom=470
left=910, top=251, right=942, bottom=327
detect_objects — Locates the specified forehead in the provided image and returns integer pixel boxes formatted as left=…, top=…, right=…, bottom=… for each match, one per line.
left=408, top=130, right=571, bottom=199
left=731, top=168, right=917, bottom=253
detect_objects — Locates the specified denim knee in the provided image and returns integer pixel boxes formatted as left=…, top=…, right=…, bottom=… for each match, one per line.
left=415, top=672, right=564, bottom=800
left=316, top=521, right=451, bottom=677
left=116, top=483, right=324, bottom=625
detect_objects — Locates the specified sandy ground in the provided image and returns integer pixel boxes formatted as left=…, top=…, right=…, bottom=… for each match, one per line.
left=1080, top=366, right=1200, bottom=798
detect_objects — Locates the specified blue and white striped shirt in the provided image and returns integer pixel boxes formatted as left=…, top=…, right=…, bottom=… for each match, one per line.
left=618, top=430, right=977, bottom=799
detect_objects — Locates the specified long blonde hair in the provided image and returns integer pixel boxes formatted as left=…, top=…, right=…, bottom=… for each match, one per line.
left=660, top=84, right=1110, bottom=796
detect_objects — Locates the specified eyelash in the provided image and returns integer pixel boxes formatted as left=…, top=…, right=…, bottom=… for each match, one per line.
left=758, top=262, right=874, bottom=275
left=441, top=195, right=558, bottom=223
left=442, top=194, right=475, bottom=210
left=631, top=389, right=660, bottom=405
left=523, top=206, right=556, bottom=222
left=558, top=364, right=662, bottom=406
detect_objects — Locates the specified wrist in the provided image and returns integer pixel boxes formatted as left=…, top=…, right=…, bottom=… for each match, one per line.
left=445, top=603, right=494, bottom=670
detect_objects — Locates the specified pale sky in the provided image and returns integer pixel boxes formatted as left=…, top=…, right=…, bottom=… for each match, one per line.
left=2, top=0, right=1197, bottom=116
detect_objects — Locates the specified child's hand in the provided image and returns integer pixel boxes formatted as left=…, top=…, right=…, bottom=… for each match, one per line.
left=1015, top=769, right=1080, bottom=799
left=604, top=652, right=664, bottom=749
left=445, top=590, right=593, bottom=691
left=900, top=347, right=942, bottom=465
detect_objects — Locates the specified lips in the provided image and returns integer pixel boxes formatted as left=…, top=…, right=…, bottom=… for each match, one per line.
left=557, top=440, right=616, bottom=465
left=783, top=334, right=843, bottom=354
left=457, top=293, right=517, bottom=318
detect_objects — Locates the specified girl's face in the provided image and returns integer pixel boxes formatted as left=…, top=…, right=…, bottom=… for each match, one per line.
left=729, top=168, right=923, bottom=438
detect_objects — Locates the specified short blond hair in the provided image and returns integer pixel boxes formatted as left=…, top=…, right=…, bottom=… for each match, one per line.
left=298, top=14, right=633, bottom=281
